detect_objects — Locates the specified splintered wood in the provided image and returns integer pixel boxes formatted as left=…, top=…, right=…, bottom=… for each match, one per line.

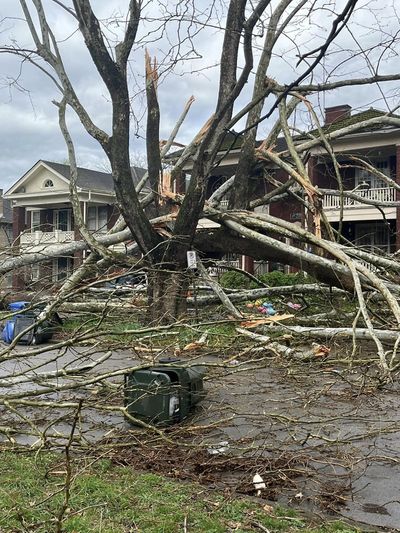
left=240, top=314, right=294, bottom=329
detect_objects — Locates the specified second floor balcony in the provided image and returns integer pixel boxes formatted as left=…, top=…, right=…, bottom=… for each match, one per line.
left=20, top=229, right=75, bottom=247
left=323, top=187, right=396, bottom=210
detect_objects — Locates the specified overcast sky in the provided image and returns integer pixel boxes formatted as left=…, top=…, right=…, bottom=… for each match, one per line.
left=1, top=0, right=399, bottom=192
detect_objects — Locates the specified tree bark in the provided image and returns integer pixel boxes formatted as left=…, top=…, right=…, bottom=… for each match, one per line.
left=146, top=268, right=190, bottom=324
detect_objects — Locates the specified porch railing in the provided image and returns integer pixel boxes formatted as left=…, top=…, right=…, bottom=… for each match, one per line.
left=323, top=187, right=396, bottom=209
left=20, top=230, right=75, bottom=246
left=208, top=260, right=270, bottom=277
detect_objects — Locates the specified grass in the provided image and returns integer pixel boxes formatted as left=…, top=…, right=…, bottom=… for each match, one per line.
left=62, top=312, right=241, bottom=350
left=0, top=451, right=361, bottom=533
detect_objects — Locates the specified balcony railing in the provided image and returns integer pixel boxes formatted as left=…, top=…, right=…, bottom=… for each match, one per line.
left=20, top=230, right=75, bottom=246
left=323, top=187, right=396, bottom=209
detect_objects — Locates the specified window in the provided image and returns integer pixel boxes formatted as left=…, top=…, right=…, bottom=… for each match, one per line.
left=31, top=264, right=40, bottom=281
left=355, top=160, right=390, bottom=189
left=53, top=257, right=73, bottom=281
left=87, top=205, right=108, bottom=233
left=43, top=179, right=54, bottom=188
left=31, top=210, right=41, bottom=231
left=54, top=209, right=72, bottom=231
left=354, top=222, right=391, bottom=254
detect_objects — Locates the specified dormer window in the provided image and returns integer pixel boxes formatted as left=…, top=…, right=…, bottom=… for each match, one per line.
left=43, top=179, right=54, bottom=188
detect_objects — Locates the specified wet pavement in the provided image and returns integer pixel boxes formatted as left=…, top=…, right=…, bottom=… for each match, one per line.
left=203, top=363, right=400, bottom=530
left=1, top=342, right=400, bottom=529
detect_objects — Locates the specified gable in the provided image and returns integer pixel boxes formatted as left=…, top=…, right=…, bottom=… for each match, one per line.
left=23, top=167, right=69, bottom=194
left=5, top=160, right=70, bottom=196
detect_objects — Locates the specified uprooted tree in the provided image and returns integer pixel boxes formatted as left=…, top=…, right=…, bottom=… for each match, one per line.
left=2, top=0, right=400, bottom=373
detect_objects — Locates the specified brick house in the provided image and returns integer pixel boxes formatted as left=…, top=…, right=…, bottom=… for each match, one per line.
left=4, top=160, right=145, bottom=289
left=309, top=105, right=400, bottom=255
left=188, top=105, right=400, bottom=273
left=6, top=104, right=400, bottom=286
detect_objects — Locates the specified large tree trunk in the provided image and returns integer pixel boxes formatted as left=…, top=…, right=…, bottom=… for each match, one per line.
left=146, top=268, right=190, bottom=324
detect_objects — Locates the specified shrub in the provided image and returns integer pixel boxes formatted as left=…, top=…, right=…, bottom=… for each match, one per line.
left=219, top=271, right=251, bottom=289
left=219, top=270, right=309, bottom=289
left=257, top=271, right=308, bottom=287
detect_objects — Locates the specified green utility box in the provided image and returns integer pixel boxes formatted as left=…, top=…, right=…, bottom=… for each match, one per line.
left=124, top=359, right=206, bottom=426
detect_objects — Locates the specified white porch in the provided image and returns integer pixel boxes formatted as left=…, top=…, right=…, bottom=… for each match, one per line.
left=322, top=187, right=397, bottom=222
left=20, top=229, right=75, bottom=247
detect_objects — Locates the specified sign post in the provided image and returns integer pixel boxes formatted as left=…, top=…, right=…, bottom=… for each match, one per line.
left=187, top=251, right=199, bottom=320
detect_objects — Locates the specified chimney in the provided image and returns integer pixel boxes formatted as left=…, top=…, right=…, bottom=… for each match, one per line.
left=324, top=104, right=351, bottom=125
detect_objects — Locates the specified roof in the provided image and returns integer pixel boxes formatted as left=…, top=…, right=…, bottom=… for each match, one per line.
left=311, top=108, right=400, bottom=136
left=166, top=130, right=288, bottom=163
left=43, top=160, right=146, bottom=192
left=210, top=130, right=287, bottom=153
left=161, top=107, right=400, bottom=168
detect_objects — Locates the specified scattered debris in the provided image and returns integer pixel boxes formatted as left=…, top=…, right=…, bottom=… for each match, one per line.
left=263, top=503, right=274, bottom=515
left=312, top=343, right=331, bottom=358
left=247, top=300, right=277, bottom=315
left=287, top=302, right=302, bottom=311
left=207, top=441, right=230, bottom=455
left=240, top=314, right=294, bottom=329
left=236, top=327, right=295, bottom=357
left=253, top=473, right=266, bottom=496
left=256, top=302, right=277, bottom=315
left=236, top=328, right=270, bottom=343
left=183, top=332, right=208, bottom=351
left=362, top=503, right=391, bottom=516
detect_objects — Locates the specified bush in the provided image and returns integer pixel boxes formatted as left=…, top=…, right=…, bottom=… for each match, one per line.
left=257, top=271, right=308, bottom=287
left=219, top=270, right=309, bottom=289
left=219, top=271, right=251, bottom=289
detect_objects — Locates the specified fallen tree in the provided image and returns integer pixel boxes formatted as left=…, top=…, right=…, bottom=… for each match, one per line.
left=2, top=0, right=400, bottom=319
left=1, top=1, right=400, bottom=377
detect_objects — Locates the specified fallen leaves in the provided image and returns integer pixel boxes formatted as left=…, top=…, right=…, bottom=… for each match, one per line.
left=312, top=343, right=331, bottom=358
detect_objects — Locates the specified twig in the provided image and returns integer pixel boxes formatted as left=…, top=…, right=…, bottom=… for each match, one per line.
left=55, top=399, right=83, bottom=533
left=251, top=521, right=271, bottom=532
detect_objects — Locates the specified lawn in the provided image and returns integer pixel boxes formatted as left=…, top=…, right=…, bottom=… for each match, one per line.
left=0, top=451, right=361, bottom=533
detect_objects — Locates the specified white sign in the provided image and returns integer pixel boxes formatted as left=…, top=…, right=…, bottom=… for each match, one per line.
left=186, top=251, right=198, bottom=269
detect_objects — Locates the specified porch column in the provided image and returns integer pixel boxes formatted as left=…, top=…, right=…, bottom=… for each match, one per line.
left=73, top=202, right=85, bottom=268
left=12, top=206, right=26, bottom=290
left=12, top=206, right=25, bottom=243
left=241, top=255, right=254, bottom=275
left=306, top=156, right=317, bottom=235
left=396, top=145, right=400, bottom=252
